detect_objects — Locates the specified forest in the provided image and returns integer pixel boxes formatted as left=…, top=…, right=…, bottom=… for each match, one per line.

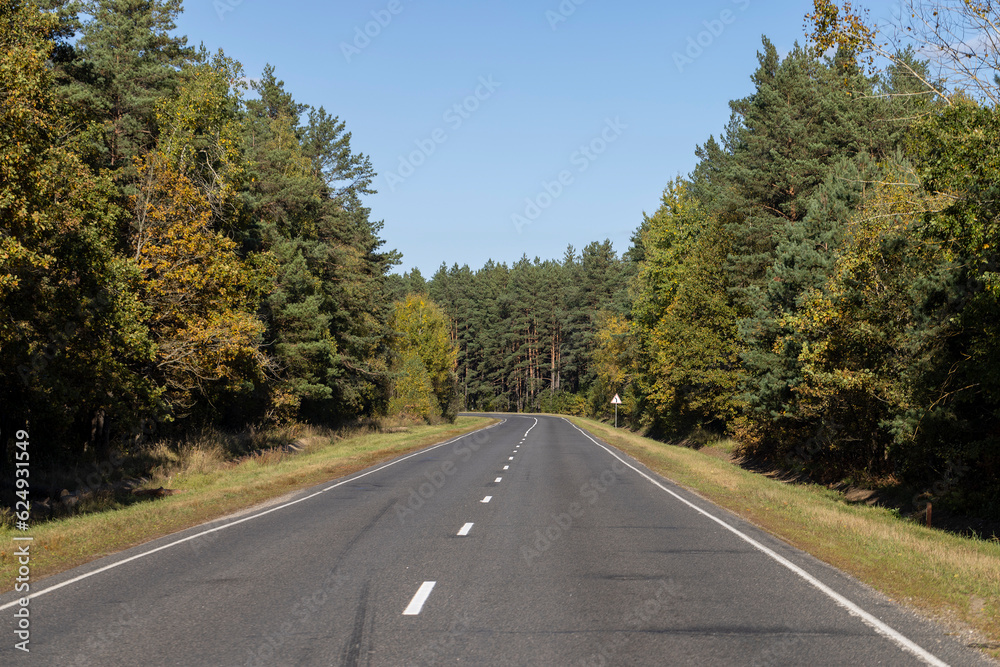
left=2, top=0, right=998, bottom=522
left=389, top=240, right=631, bottom=416
left=0, top=0, right=445, bottom=473
left=397, top=3, right=1000, bottom=521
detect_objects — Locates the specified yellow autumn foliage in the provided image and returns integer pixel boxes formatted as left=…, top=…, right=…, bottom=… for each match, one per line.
left=132, top=151, right=275, bottom=409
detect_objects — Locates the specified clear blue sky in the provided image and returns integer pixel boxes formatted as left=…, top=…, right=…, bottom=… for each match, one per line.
left=174, top=0, right=899, bottom=276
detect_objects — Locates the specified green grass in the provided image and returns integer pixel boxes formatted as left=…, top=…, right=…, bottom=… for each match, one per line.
left=569, top=416, right=1000, bottom=658
left=0, top=417, right=495, bottom=589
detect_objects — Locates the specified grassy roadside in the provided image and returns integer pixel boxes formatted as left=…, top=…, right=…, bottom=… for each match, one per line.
left=0, top=417, right=495, bottom=591
left=568, top=416, right=1000, bottom=658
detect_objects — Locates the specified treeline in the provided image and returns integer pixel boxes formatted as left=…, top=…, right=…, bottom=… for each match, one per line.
left=596, top=30, right=999, bottom=515
left=390, top=241, right=630, bottom=414
left=5, top=0, right=997, bottom=519
left=0, top=0, right=417, bottom=472
left=405, top=11, right=1000, bottom=517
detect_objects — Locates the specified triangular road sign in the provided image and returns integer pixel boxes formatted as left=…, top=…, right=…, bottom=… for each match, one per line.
left=611, top=394, right=622, bottom=404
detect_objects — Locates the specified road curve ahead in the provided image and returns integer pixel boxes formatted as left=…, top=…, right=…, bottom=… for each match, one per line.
left=0, top=415, right=991, bottom=666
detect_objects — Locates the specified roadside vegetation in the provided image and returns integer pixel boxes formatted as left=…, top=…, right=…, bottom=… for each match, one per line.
left=416, top=1, right=1000, bottom=530
left=2, top=0, right=997, bottom=653
left=1, top=0, right=457, bottom=512
left=0, top=417, right=494, bottom=588
left=570, top=416, right=1000, bottom=659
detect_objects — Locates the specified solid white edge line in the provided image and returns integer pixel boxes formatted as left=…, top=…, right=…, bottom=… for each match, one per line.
left=457, top=522, right=474, bottom=536
left=561, top=418, right=949, bottom=667
left=0, top=420, right=507, bottom=613
left=403, top=581, right=436, bottom=615
left=481, top=496, right=492, bottom=503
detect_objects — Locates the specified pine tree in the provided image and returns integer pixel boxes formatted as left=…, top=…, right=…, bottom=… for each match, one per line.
left=741, top=153, right=881, bottom=429
left=240, top=67, right=399, bottom=423
left=714, top=40, right=896, bottom=449
left=303, top=106, right=400, bottom=421
left=47, top=0, right=191, bottom=174
left=240, top=71, right=333, bottom=421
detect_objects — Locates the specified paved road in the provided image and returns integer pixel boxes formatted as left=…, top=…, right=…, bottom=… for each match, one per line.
left=0, top=415, right=992, bottom=666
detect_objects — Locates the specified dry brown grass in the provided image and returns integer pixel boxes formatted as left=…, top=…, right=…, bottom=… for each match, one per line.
left=0, top=417, right=495, bottom=588
left=569, top=417, right=1000, bottom=659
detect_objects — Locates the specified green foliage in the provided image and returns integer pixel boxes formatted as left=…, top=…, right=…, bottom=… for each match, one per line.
left=131, top=151, right=273, bottom=414
left=389, top=295, right=458, bottom=423
left=900, top=103, right=1000, bottom=510
left=426, top=243, right=629, bottom=415
left=1, top=0, right=157, bottom=462
left=156, top=51, right=248, bottom=220
left=5, top=0, right=997, bottom=520
left=607, top=178, right=741, bottom=436
left=599, top=28, right=998, bottom=517
left=630, top=179, right=708, bottom=331
left=644, top=217, right=743, bottom=435
left=238, top=65, right=400, bottom=425
left=538, top=390, right=587, bottom=417
left=776, top=166, right=939, bottom=473
left=47, top=0, right=191, bottom=174
left=388, top=352, right=438, bottom=422
left=1, top=1, right=399, bottom=479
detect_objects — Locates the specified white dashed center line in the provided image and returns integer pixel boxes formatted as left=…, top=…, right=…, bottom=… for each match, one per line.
left=503, top=465, right=509, bottom=470
left=403, top=581, right=436, bottom=615
left=457, top=522, right=474, bottom=536
left=481, top=496, right=492, bottom=503
left=509, top=456, right=514, bottom=460
left=494, top=477, right=502, bottom=483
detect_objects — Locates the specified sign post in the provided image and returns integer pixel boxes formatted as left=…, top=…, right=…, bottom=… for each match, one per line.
left=611, top=393, right=622, bottom=428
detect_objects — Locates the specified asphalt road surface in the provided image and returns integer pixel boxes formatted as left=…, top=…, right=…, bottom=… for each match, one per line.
left=0, top=414, right=992, bottom=666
